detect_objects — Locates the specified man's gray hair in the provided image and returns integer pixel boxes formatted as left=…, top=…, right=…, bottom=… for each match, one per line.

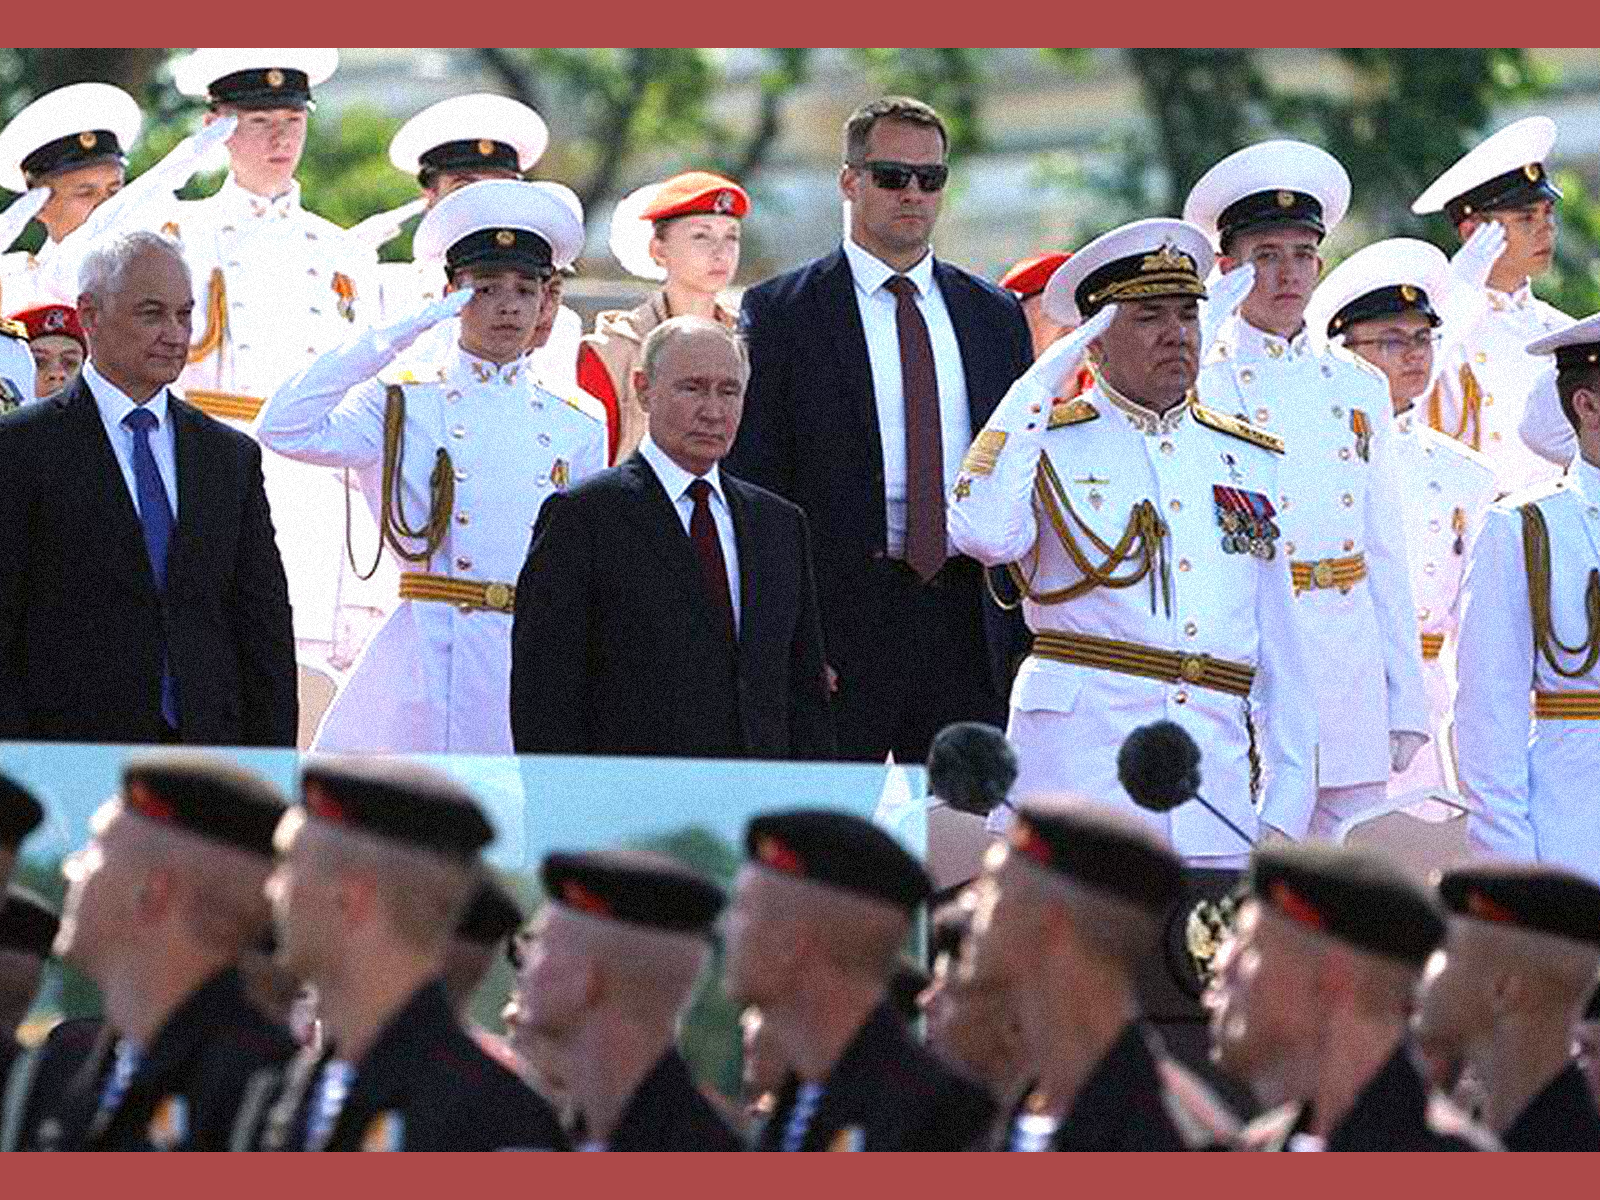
left=638, top=315, right=748, bottom=385
left=77, top=229, right=190, bottom=302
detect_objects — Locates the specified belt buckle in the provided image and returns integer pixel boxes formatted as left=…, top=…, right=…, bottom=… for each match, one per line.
left=1179, top=653, right=1207, bottom=684
left=483, top=582, right=512, bottom=611
left=1311, top=560, right=1334, bottom=589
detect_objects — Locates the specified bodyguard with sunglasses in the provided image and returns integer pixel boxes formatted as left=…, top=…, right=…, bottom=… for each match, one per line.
left=728, top=96, right=1031, bottom=765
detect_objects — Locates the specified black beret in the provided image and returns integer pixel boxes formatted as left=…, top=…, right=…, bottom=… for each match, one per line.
left=1444, top=161, right=1562, bottom=226
left=122, top=754, right=287, bottom=857
left=1218, top=188, right=1325, bottom=247
left=1250, top=845, right=1444, bottom=968
left=745, top=810, right=930, bottom=914
left=927, top=722, right=1017, bottom=817
left=1007, top=803, right=1183, bottom=917
left=1, top=773, right=44, bottom=849
left=456, top=874, right=525, bottom=947
left=1438, top=864, right=1600, bottom=950
left=300, top=759, right=493, bottom=861
left=0, top=885, right=58, bottom=958
left=541, top=849, right=724, bottom=936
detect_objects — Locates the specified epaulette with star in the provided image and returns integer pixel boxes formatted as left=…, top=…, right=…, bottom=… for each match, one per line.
left=1190, top=402, right=1285, bottom=454
left=0, top=317, right=27, bottom=341
left=1047, top=397, right=1099, bottom=429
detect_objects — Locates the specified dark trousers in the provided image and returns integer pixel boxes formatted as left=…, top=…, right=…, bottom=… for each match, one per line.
left=831, top=556, right=1005, bottom=765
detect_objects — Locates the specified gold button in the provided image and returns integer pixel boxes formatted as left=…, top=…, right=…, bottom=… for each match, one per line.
left=446, top=390, right=462, bottom=404
left=1474, top=351, right=1487, bottom=365
left=1029, top=402, right=1042, bottom=414
left=1178, top=558, right=1192, bottom=573
left=307, top=267, right=320, bottom=277
left=1429, top=481, right=1442, bottom=493
left=1169, top=498, right=1182, bottom=513
left=1279, top=496, right=1291, bottom=511
left=1339, top=447, right=1351, bottom=461
left=451, top=425, right=466, bottom=439
left=1321, top=364, right=1333, bottom=378
left=1341, top=493, right=1354, bottom=507
left=1343, top=539, right=1355, bottom=552
left=454, top=468, right=468, bottom=482
left=1160, top=441, right=1175, bottom=455
left=1484, top=394, right=1495, bottom=407
left=538, top=433, right=552, bottom=447
left=1268, top=343, right=1283, bottom=359
left=1490, top=431, right=1502, bottom=442
left=1184, top=621, right=1198, bottom=637
left=1285, top=541, right=1296, bottom=555
left=1424, top=562, right=1437, bottom=575
left=1255, top=407, right=1271, bottom=423
left=1241, top=370, right=1255, bottom=384
left=1332, top=406, right=1343, bottom=418
left=456, top=512, right=470, bottom=526
left=1420, top=607, right=1432, bottom=621
left=484, top=582, right=513, bottom=611
left=456, top=556, right=473, bottom=571
left=1428, top=519, right=1441, bottom=532
left=1173, top=688, right=1189, bottom=705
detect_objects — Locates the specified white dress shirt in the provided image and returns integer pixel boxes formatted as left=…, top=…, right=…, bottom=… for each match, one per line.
left=842, top=237, right=971, bottom=557
left=638, top=434, right=741, bottom=635
left=84, top=359, right=178, bottom=520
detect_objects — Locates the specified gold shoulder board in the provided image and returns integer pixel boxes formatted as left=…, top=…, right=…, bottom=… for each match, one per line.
left=1191, top=403, right=1284, bottom=454
left=1047, top=397, right=1099, bottom=429
left=0, top=317, right=26, bottom=340
left=561, top=390, right=606, bottom=424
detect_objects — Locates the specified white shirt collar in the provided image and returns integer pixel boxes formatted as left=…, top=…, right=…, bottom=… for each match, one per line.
left=1573, top=455, right=1600, bottom=505
left=1230, top=315, right=1312, bottom=361
left=448, top=341, right=530, bottom=387
left=1486, top=280, right=1535, bottom=312
left=86, top=359, right=169, bottom=430
left=218, top=173, right=302, bottom=221
left=638, top=433, right=725, bottom=506
left=843, top=236, right=936, bottom=300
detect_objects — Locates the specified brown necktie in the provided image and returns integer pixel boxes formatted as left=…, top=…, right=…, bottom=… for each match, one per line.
left=687, top=478, right=737, bottom=642
left=885, top=274, right=947, bottom=583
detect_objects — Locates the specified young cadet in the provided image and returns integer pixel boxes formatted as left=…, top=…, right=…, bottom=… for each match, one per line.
left=259, top=180, right=604, bottom=753
left=514, top=849, right=743, bottom=1150
left=948, top=218, right=1316, bottom=862
left=1455, top=313, right=1600, bottom=882
left=1215, top=845, right=1497, bottom=1150
left=966, top=802, right=1240, bottom=1150
left=1186, top=140, right=1429, bottom=842
left=11, top=303, right=85, bottom=400
left=723, top=809, right=994, bottom=1150
left=1412, top=117, right=1573, bottom=488
left=1416, top=864, right=1600, bottom=1150
left=1306, top=239, right=1499, bottom=803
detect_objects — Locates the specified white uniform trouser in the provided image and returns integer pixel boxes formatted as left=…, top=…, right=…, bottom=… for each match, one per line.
left=1308, top=782, right=1391, bottom=842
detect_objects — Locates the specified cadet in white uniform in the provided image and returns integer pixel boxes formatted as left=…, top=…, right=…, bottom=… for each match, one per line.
left=260, top=180, right=605, bottom=753
left=0, top=82, right=141, bottom=317
left=1456, top=313, right=1600, bottom=883
left=0, top=319, right=34, bottom=410
left=163, top=49, right=392, bottom=675
left=1412, top=117, right=1572, bottom=489
left=1185, top=141, right=1429, bottom=841
left=1307, top=239, right=1499, bottom=801
left=948, top=219, right=1317, bottom=863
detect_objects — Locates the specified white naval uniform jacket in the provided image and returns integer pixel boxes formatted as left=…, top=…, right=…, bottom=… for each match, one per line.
left=1199, top=318, right=1428, bottom=790
left=0, top=326, right=35, bottom=410
left=1388, top=412, right=1499, bottom=797
left=0, top=240, right=61, bottom=318
left=167, top=176, right=389, bottom=651
left=259, top=330, right=606, bottom=754
left=948, top=377, right=1318, bottom=854
left=1455, top=459, right=1600, bottom=881
left=1431, top=284, right=1569, bottom=491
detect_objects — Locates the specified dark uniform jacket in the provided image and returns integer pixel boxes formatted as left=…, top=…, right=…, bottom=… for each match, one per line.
left=15, top=969, right=295, bottom=1151
left=600, top=1047, right=743, bottom=1152
left=510, top=454, right=836, bottom=760
left=1, top=1016, right=100, bottom=1151
left=1504, top=1062, right=1600, bottom=1151
left=246, top=980, right=566, bottom=1152
left=755, top=1001, right=994, bottom=1151
left=0, top=379, right=296, bottom=745
left=995, top=1023, right=1238, bottom=1151
left=1240, top=1043, right=1499, bottom=1151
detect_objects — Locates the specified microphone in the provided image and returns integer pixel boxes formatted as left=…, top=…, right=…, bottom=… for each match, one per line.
left=927, top=721, right=1018, bottom=819
left=1116, top=720, right=1255, bottom=848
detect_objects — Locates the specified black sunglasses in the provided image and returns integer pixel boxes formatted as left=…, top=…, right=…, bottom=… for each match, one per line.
left=854, top=159, right=949, bottom=193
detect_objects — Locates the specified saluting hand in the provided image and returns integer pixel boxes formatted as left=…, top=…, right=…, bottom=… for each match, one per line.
left=0, top=187, right=49, bottom=253
left=1199, top=262, right=1255, bottom=360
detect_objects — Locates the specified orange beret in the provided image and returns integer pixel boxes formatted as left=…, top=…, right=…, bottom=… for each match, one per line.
left=640, top=171, right=749, bottom=222
left=12, top=303, right=85, bottom=350
left=999, top=251, right=1071, bottom=299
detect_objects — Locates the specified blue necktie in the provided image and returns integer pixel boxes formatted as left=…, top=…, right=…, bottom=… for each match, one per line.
left=123, top=407, right=178, bottom=728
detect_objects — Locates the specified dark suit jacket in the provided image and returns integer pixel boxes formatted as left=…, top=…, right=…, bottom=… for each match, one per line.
left=726, top=248, right=1032, bottom=692
left=755, top=1002, right=995, bottom=1152
left=604, top=1047, right=743, bottom=1151
left=247, top=981, right=567, bottom=1152
left=0, top=377, right=296, bottom=746
left=1504, top=1062, right=1600, bottom=1151
left=510, top=453, right=836, bottom=760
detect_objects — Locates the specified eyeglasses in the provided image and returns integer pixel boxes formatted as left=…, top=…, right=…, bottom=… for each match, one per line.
left=852, top=159, right=949, bottom=193
left=1344, top=330, right=1442, bottom=355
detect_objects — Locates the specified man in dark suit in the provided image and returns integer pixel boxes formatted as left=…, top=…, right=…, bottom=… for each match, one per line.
left=511, top=315, right=835, bottom=760
left=0, top=230, right=296, bottom=746
left=727, top=96, right=1032, bottom=763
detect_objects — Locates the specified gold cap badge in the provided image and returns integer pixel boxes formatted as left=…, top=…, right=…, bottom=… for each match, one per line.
left=494, top=230, right=515, bottom=248
left=266, top=68, right=285, bottom=88
left=1524, top=163, right=1541, bottom=182
left=77, top=131, right=97, bottom=149
left=1275, top=190, right=1296, bottom=209
left=477, top=139, right=495, bottom=156
left=1400, top=284, right=1418, bottom=303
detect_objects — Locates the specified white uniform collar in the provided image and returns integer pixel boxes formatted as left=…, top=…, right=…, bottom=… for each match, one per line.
left=1093, top=372, right=1190, bottom=436
left=1228, top=315, right=1313, bottom=362
left=638, top=432, right=726, bottom=506
left=843, top=236, right=936, bottom=299
left=1485, top=281, right=1535, bottom=313
left=217, top=174, right=303, bottom=221
left=449, top=341, right=530, bottom=387
left=1393, top=407, right=1418, bottom=437
left=1572, top=455, right=1600, bottom=505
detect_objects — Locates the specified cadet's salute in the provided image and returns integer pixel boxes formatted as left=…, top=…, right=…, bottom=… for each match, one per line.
left=1455, top=313, right=1600, bottom=881
left=1187, top=141, right=1429, bottom=841
left=260, top=180, right=604, bottom=754
left=949, top=218, right=1316, bottom=861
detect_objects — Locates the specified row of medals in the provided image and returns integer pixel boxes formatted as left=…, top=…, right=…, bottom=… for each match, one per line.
left=1217, top=507, right=1278, bottom=561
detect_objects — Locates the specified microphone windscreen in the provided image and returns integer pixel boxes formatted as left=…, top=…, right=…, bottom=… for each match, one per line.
left=1116, top=721, right=1202, bottom=813
left=927, top=722, right=1018, bottom=817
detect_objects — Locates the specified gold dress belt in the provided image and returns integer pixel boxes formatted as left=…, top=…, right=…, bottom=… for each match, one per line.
left=1533, top=691, right=1600, bottom=720
left=399, top=572, right=515, bottom=614
left=1031, top=630, right=1255, bottom=698
left=183, top=389, right=265, bottom=422
left=1290, top=551, right=1367, bottom=593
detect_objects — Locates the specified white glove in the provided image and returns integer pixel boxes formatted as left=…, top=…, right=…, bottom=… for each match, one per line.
left=0, top=187, right=49, bottom=252
left=1200, top=262, right=1255, bottom=360
left=1448, top=220, right=1507, bottom=294
left=136, top=114, right=239, bottom=195
left=373, top=287, right=473, bottom=357
left=1017, top=304, right=1116, bottom=409
left=347, top=198, right=426, bottom=253
left=1389, top=730, right=1428, bottom=773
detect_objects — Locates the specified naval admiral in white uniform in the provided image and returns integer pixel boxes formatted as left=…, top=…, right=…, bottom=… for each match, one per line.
left=260, top=179, right=605, bottom=754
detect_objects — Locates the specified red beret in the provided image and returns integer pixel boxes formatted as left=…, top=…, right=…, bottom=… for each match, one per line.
left=999, top=251, right=1071, bottom=300
left=13, top=304, right=85, bottom=350
left=640, top=171, right=749, bottom=222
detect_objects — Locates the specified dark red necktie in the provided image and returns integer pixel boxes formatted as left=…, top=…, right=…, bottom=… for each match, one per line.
left=687, top=478, right=736, bottom=642
left=885, top=274, right=947, bottom=583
